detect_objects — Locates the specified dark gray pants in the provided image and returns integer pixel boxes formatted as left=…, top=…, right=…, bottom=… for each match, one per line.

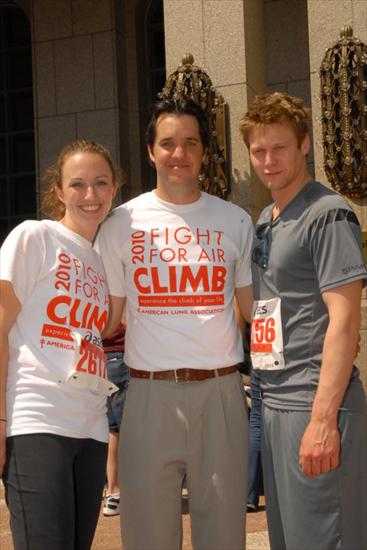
left=3, top=433, right=107, bottom=550
left=262, top=404, right=367, bottom=550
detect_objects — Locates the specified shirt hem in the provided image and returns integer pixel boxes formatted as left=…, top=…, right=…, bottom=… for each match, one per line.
left=7, top=426, right=108, bottom=444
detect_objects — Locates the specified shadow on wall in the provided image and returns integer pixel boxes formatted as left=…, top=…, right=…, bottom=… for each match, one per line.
left=231, top=168, right=272, bottom=225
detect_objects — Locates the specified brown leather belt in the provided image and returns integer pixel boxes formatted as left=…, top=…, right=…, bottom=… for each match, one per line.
left=129, top=365, right=238, bottom=383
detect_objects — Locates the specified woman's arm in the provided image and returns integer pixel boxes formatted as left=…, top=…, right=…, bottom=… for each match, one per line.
left=0, top=281, right=21, bottom=475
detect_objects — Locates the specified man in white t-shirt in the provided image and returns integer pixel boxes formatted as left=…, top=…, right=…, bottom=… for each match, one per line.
left=96, top=98, right=253, bottom=550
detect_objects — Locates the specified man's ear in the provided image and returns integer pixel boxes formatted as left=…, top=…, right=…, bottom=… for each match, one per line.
left=202, top=148, right=209, bottom=166
left=301, top=134, right=311, bottom=156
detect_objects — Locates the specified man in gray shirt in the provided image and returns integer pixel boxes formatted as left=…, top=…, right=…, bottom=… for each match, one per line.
left=240, top=91, right=367, bottom=550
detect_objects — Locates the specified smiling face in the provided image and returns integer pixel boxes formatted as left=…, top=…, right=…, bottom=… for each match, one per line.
left=248, top=121, right=310, bottom=207
left=148, top=113, right=208, bottom=204
left=56, top=152, right=117, bottom=241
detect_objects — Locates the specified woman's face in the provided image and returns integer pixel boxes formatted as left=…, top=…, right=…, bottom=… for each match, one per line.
left=56, top=152, right=117, bottom=241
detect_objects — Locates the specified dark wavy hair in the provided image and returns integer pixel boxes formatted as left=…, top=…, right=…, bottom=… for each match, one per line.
left=145, top=98, right=210, bottom=151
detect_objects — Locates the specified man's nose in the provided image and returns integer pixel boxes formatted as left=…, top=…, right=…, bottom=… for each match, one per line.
left=172, top=145, right=185, bottom=158
left=264, top=150, right=276, bottom=166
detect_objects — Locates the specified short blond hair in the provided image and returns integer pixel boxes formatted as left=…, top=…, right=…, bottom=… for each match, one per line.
left=240, top=92, right=311, bottom=148
left=41, top=139, right=120, bottom=220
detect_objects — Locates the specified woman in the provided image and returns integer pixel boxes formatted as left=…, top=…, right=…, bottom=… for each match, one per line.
left=0, top=139, right=118, bottom=549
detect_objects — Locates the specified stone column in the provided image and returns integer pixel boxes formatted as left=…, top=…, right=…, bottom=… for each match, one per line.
left=31, top=0, right=121, bottom=194
left=163, top=0, right=267, bottom=219
left=307, top=0, right=367, bottom=387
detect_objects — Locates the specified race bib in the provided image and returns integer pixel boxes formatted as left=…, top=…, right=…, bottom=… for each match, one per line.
left=65, top=332, right=118, bottom=396
left=250, top=298, right=285, bottom=370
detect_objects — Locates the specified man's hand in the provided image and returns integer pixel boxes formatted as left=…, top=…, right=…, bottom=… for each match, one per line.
left=299, top=417, right=340, bottom=477
left=299, top=280, right=363, bottom=478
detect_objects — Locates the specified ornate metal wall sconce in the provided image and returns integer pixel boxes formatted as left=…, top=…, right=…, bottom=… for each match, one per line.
left=159, top=53, right=229, bottom=199
left=320, top=26, right=367, bottom=198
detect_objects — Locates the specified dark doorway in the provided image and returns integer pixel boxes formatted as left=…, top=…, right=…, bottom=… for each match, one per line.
left=0, top=1, right=36, bottom=244
left=137, top=0, right=166, bottom=191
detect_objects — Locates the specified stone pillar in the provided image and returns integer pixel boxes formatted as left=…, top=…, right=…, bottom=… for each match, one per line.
left=264, top=0, right=313, bottom=175
left=31, top=0, right=121, bottom=194
left=163, top=0, right=267, bottom=219
left=307, top=0, right=367, bottom=388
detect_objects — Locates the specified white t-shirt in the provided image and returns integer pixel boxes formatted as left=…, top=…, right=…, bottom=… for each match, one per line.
left=96, top=191, right=253, bottom=371
left=0, top=220, right=110, bottom=442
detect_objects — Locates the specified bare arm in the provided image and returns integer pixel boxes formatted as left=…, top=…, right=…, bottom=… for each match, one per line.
left=102, top=295, right=126, bottom=339
left=0, top=281, right=21, bottom=475
left=299, top=280, right=363, bottom=477
left=234, top=297, right=245, bottom=335
left=235, top=284, right=253, bottom=325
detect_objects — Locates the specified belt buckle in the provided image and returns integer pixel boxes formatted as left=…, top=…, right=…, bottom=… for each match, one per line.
left=174, top=369, right=187, bottom=383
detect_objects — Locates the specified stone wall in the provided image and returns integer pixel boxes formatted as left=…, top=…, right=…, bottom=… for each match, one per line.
left=308, top=0, right=367, bottom=387
left=31, top=0, right=121, bottom=193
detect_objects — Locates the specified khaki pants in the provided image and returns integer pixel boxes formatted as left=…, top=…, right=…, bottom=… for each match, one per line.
left=118, top=371, right=248, bottom=550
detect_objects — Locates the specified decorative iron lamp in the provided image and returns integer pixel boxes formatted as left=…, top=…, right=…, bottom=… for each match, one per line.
left=159, top=53, right=229, bottom=199
left=320, top=26, right=367, bottom=198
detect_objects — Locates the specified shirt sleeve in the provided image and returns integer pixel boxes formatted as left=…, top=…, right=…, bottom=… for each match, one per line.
left=235, top=211, right=254, bottom=288
left=94, top=213, right=126, bottom=298
left=308, top=207, right=367, bottom=292
left=0, top=221, right=44, bottom=304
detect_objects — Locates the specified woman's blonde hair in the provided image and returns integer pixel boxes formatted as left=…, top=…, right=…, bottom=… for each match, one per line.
left=41, top=139, right=120, bottom=220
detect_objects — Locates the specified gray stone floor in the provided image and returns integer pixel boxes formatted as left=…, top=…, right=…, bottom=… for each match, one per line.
left=1, top=483, right=270, bottom=549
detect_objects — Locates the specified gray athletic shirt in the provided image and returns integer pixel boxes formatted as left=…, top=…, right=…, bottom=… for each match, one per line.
left=252, top=180, right=367, bottom=411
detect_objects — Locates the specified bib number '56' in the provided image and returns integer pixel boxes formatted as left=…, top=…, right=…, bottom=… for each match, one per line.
left=250, top=298, right=284, bottom=370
